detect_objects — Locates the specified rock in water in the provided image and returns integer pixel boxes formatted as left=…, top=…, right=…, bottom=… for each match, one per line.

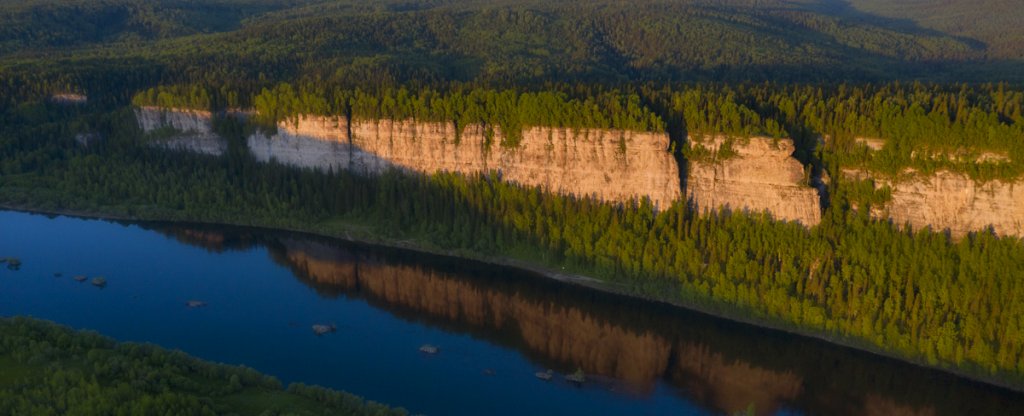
left=565, top=369, right=586, bottom=384
left=312, top=324, right=337, bottom=335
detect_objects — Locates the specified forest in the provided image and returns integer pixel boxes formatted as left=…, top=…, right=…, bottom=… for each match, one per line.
left=0, top=317, right=407, bottom=415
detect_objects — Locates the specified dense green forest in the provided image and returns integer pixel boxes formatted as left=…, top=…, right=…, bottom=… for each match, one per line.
left=839, top=0, right=1024, bottom=60
left=0, top=317, right=407, bottom=415
left=1, top=0, right=1022, bottom=92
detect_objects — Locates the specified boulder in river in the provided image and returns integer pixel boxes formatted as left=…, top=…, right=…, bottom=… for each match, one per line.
left=312, top=324, right=337, bottom=335
left=565, top=368, right=586, bottom=384
left=419, top=344, right=439, bottom=354
left=73, top=275, right=88, bottom=282
left=535, top=369, right=554, bottom=381
left=91, top=277, right=107, bottom=287
left=186, top=300, right=208, bottom=308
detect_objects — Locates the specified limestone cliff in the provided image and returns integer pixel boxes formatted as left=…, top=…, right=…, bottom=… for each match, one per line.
left=134, top=109, right=829, bottom=222
left=686, top=136, right=822, bottom=225
left=134, top=106, right=226, bottom=156
left=844, top=169, right=1024, bottom=238
left=250, top=116, right=682, bottom=208
left=247, top=115, right=357, bottom=171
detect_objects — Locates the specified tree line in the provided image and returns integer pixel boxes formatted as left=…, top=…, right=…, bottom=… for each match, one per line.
left=0, top=317, right=407, bottom=415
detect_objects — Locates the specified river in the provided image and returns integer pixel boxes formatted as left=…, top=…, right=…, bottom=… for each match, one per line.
left=1, top=210, right=1021, bottom=415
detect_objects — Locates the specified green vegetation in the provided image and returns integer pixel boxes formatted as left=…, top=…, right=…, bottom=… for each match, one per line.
left=841, top=0, right=1024, bottom=60
left=0, top=316, right=407, bottom=415
left=1, top=0, right=1022, bottom=98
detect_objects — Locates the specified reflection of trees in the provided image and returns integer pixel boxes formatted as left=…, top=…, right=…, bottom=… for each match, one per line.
left=157, top=226, right=1021, bottom=416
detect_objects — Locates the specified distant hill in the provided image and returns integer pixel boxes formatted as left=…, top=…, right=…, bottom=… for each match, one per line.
left=841, top=0, right=1024, bottom=59
left=0, top=0, right=1021, bottom=87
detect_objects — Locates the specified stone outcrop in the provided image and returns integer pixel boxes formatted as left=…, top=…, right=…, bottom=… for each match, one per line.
left=251, top=115, right=682, bottom=208
left=845, top=169, right=1024, bottom=238
left=686, top=136, right=822, bottom=225
left=247, top=115, right=355, bottom=171
left=134, top=109, right=832, bottom=223
left=134, top=106, right=227, bottom=156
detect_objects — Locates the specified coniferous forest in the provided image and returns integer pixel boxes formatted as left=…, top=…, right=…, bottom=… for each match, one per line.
left=2, top=0, right=1024, bottom=411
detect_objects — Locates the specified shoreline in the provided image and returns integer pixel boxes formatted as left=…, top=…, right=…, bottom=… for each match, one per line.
left=3, top=203, right=1023, bottom=394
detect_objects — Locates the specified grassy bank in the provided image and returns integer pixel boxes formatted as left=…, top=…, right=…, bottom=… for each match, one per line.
left=0, top=316, right=408, bottom=415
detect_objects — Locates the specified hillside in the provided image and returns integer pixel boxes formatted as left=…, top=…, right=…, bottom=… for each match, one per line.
left=0, top=0, right=1021, bottom=90
left=842, top=0, right=1024, bottom=60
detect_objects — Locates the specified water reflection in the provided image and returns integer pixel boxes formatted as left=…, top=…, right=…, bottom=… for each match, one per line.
left=154, top=225, right=1023, bottom=416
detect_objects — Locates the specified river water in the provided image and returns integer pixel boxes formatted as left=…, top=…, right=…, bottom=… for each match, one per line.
left=1, top=210, right=1021, bottom=415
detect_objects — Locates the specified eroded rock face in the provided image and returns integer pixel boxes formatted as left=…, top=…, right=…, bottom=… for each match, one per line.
left=135, top=109, right=834, bottom=222
left=848, top=169, right=1024, bottom=238
left=351, top=119, right=682, bottom=207
left=253, top=116, right=682, bottom=208
left=135, top=107, right=227, bottom=156
left=686, top=136, right=822, bottom=225
left=247, top=115, right=365, bottom=171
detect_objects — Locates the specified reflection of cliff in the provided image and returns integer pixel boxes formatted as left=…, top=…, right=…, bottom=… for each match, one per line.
left=148, top=226, right=258, bottom=254
left=671, top=341, right=802, bottom=416
left=273, top=239, right=805, bottom=415
left=861, top=394, right=936, bottom=416
left=147, top=225, right=1023, bottom=416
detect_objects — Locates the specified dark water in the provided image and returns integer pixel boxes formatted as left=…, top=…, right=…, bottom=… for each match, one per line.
left=1, top=210, right=1022, bottom=416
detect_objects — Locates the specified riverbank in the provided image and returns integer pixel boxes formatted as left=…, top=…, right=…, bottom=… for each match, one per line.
left=2, top=202, right=1023, bottom=394
left=0, top=316, right=407, bottom=415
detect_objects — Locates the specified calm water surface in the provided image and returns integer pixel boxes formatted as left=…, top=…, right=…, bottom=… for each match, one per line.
left=1, top=210, right=1022, bottom=415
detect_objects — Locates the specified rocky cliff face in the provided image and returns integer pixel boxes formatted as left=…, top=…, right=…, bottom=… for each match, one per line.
left=135, top=109, right=829, bottom=223
left=845, top=169, right=1024, bottom=238
left=352, top=119, right=682, bottom=208
left=247, top=115, right=357, bottom=171
left=686, top=136, right=822, bottom=225
left=250, top=115, right=681, bottom=208
left=134, top=106, right=227, bottom=156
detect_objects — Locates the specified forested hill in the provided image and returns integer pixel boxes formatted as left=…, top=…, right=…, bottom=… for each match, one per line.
left=839, top=0, right=1024, bottom=60
left=1, top=0, right=1022, bottom=91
